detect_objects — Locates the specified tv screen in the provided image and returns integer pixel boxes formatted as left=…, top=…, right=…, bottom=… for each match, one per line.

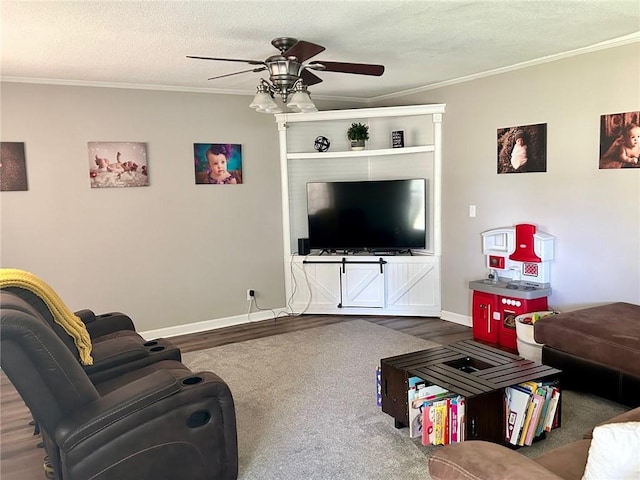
left=306, top=179, right=426, bottom=252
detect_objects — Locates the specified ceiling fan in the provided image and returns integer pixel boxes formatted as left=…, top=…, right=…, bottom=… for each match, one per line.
left=187, top=37, right=384, bottom=112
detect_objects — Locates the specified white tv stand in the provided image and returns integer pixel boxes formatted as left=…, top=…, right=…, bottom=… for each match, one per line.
left=275, top=104, right=444, bottom=316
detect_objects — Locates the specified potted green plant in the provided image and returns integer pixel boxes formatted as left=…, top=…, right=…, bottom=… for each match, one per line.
left=347, top=122, right=369, bottom=150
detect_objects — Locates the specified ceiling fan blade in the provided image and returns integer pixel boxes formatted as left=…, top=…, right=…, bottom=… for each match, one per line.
left=207, top=67, right=267, bottom=81
left=308, top=61, right=385, bottom=76
left=300, top=69, right=323, bottom=86
left=282, top=40, right=326, bottom=62
left=187, top=55, right=265, bottom=66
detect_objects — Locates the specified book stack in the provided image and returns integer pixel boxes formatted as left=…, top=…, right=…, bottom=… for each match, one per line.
left=504, top=381, right=560, bottom=446
left=406, top=376, right=466, bottom=446
left=421, top=394, right=466, bottom=446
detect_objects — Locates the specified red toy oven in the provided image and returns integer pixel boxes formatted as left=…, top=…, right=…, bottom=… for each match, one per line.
left=470, top=223, right=554, bottom=352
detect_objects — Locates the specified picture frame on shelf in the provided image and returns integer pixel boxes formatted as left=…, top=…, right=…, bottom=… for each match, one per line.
left=392, top=130, right=405, bottom=148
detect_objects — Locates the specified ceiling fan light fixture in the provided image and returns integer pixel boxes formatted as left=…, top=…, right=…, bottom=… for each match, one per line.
left=249, top=82, right=281, bottom=112
left=256, top=105, right=284, bottom=114
left=286, top=82, right=317, bottom=113
left=190, top=37, right=384, bottom=115
left=249, top=91, right=276, bottom=110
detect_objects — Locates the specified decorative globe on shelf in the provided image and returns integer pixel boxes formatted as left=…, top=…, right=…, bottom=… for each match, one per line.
left=314, top=136, right=330, bottom=152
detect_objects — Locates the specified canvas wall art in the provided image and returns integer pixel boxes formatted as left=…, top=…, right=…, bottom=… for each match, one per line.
left=0, top=142, right=28, bottom=191
left=194, top=143, right=242, bottom=185
left=88, top=142, right=149, bottom=188
left=497, top=124, right=547, bottom=174
left=599, top=111, right=640, bottom=169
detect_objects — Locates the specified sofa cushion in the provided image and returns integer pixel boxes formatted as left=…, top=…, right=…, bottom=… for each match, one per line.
left=584, top=406, right=640, bottom=439
left=533, top=439, right=591, bottom=480
left=582, top=422, right=640, bottom=480
left=428, top=440, right=564, bottom=480
left=534, top=303, right=640, bottom=378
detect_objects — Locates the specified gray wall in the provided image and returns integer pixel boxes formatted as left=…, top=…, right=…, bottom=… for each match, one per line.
left=374, top=42, right=640, bottom=317
left=2, top=42, right=639, bottom=334
left=0, top=84, right=288, bottom=331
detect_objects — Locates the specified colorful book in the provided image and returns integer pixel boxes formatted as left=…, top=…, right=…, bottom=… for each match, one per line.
left=418, top=384, right=449, bottom=399
left=449, top=396, right=459, bottom=443
left=505, top=386, right=531, bottom=445
left=543, top=388, right=561, bottom=432
left=443, top=398, right=451, bottom=445
left=535, top=386, right=553, bottom=437
left=524, top=393, right=545, bottom=445
left=407, top=377, right=425, bottom=438
left=519, top=381, right=541, bottom=393
left=421, top=403, right=435, bottom=446
left=457, top=396, right=466, bottom=442
left=518, top=397, right=536, bottom=446
left=408, top=379, right=448, bottom=438
left=408, top=376, right=425, bottom=390
left=433, top=399, right=449, bottom=445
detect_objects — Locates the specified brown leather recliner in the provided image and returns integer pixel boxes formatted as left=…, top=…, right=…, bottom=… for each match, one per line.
left=1, top=288, right=182, bottom=383
left=1, top=302, right=238, bottom=480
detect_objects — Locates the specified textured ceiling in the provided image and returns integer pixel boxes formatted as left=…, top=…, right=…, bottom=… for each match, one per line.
left=2, top=1, right=639, bottom=101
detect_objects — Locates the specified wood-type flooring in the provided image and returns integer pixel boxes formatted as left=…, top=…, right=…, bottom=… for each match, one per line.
left=1, top=314, right=472, bottom=479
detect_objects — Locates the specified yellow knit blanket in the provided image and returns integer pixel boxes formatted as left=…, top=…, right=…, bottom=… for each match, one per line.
left=0, top=268, right=93, bottom=365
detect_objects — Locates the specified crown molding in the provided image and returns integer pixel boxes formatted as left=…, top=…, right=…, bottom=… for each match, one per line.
left=0, top=76, right=253, bottom=96
left=2, top=33, right=637, bottom=105
left=369, top=32, right=640, bottom=103
left=0, top=76, right=370, bottom=104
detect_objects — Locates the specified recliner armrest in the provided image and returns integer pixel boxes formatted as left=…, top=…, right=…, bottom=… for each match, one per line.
left=82, top=336, right=148, bottom=374
left=52, top=370, right=236, bottom=480
left=428, top=441, right=564, bottom=480
left=55, top=370, right=180, bottom=451
left=77, top=310, right=136, bottom=338
left=74, top=309, right=97, bottom=324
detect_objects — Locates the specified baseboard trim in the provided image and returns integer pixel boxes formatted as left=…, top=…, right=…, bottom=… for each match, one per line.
left=141, top=307, right=471, bottom=340
left=140, top=307, right=290, bottom=340
left=440, top=310, right=472, bottom=327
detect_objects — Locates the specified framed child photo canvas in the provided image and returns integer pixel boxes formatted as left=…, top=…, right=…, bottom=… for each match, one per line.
left=88, top=142, right=149, bottom=188
left=0, top=142, right=28, bottom=191
left=497, top=123, right=547, bottom=174
left=599, top=111, right=640, bottom=169
left=194, top=143, right=242, bottom=185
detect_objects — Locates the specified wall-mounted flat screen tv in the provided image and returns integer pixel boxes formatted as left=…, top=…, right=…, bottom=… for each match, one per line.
left=306, top=178, right=426, bottom=252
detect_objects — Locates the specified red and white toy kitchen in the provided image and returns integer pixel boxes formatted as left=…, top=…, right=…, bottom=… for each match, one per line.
left=469, top=223, right=554, bottom=352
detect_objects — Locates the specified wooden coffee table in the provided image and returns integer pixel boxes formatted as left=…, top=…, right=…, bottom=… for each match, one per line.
left=380, top=339, right=562, bottom=445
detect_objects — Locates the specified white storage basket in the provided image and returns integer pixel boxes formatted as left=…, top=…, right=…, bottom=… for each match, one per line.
left=515, top=311, right=557, bottom=363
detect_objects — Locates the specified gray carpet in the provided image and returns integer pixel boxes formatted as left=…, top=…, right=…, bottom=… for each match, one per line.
left=182, top=319, right=629, bottom=479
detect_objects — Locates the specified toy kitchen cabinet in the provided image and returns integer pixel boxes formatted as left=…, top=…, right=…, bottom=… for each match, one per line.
left=469, top=224, right=554, bottom=352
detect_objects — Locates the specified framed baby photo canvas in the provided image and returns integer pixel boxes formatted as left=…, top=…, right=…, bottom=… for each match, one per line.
left=194, top=143, right=243, bottom=185
left=599, top=111, right=640, bottom=169
left=88, top=142, right=149, bottom=188
left=0, top=142, right=28, bottom=191
left=497, top=123, right=547, bottom=174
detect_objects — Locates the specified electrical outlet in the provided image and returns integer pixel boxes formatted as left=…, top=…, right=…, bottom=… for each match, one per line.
left=246, top=289, right=255, bottom=301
